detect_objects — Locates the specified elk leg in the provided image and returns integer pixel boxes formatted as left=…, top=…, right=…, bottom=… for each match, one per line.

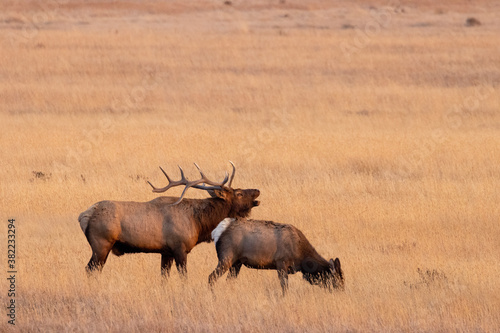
left=277, top=264, right=289, bottom=295
left=226, top=261, right=242, bottom=281
left=173, top=251, right=188, bottom=279
left=208, top=260, right=232, bottom=288
left=86, top=239, right=114, bottom=274
left=161, top=254, right=174, bottom=277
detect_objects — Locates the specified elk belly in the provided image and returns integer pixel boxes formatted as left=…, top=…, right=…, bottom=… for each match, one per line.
left=118, top=218, right=166, bottom=251
left=238, top=234, right=278, bottom=269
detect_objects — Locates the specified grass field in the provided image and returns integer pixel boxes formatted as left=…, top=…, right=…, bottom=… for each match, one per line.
left=1, top=0, right=500, bottom=331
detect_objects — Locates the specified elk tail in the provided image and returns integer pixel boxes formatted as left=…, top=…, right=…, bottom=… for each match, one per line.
left=211, top=218, right=234, bottom=245
left=78, top=203, right=99, bottom=234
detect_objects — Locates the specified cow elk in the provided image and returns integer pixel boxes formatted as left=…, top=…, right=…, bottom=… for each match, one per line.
left=78, top=162, right=260, bottom=278
left=209, top=218, right=344, bottom=294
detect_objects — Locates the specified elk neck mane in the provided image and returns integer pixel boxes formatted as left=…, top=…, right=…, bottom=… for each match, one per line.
left=189, top=197, right=232, bottom=244
left=297, top=231, right=331, bottom=279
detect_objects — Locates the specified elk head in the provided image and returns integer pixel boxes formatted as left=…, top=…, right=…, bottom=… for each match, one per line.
left=211, top=187, right=260, bottom=218
left=303, top=258, right=344, bottom=291
left=147, top=161, right=260, bottom=217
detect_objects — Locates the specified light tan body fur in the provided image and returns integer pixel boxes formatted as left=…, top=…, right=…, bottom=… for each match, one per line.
left=79, top=188, right=260, bottom=276
left=209, top=218, right=344, bottom=294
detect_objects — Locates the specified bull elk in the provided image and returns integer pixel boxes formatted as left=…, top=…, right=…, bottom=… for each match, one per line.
left=78, top=162, right=260, bottom=277
left=209, top=218, right=344, bottom=294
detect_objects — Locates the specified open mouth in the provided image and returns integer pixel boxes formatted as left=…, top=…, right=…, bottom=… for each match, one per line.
left=253, top=200, right=260, bottom=206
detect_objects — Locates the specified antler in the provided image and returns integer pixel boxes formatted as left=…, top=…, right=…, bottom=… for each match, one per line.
left=228, top=160, right=236, bottom=188
left=147, top=163, right=230, bottom=205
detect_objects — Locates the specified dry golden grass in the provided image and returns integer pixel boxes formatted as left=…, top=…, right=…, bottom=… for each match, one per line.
left=1, top=0, right=500, bottom=331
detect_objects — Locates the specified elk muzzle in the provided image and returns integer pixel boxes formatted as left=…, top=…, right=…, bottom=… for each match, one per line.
left=251, top=189, right=260, bottom=206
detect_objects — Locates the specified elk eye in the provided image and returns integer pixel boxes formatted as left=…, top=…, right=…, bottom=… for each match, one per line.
left=236, top=192, right=243, bottom=197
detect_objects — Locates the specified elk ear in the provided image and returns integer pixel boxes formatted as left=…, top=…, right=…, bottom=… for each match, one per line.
left=207, top=190, right=218, bottom=198
left=333, top=258, right=341, bottom=273
left=329, top=258, right=335, bottom=270
left=329, top=258, right=341, bottom=272
left=213, top=189, right=228, bottom=200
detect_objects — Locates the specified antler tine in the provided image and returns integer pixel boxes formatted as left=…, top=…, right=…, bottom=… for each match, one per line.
left=191, top=171, right=229, bottom=191
left=193, top=162, right=205, bottom=178
left=169, top=185, right=191, bottom=206
left=148, top=166, right=189, bottom=193
left=178, top=166, right=186, bottom=181
left=192, top=163, right=227, bottom=186
left=228, top=160, right=236, bottom=188
left=147, top=166, right=172, bottom=191
left=147, top=180, right=156, bottom=190
left=159, top=166, right=171, bottom=182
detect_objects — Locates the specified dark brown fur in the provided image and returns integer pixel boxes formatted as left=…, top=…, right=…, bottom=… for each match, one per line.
left=209, top=218, right=344, bottom=294
left=79, top=187, right=260, bottom=277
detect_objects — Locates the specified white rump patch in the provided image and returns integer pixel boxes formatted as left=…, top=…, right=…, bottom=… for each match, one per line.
left=211, top=218, right=234, bottom=245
